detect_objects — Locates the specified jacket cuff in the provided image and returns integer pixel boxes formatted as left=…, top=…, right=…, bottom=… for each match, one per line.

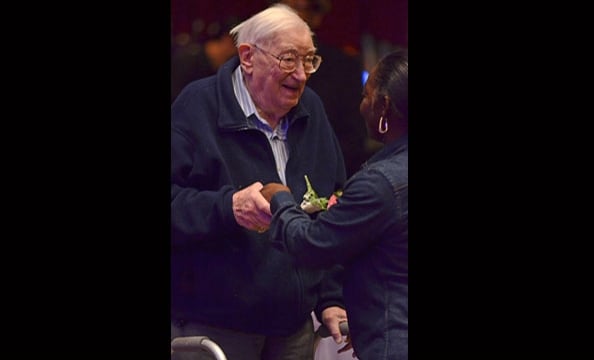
left=270, top=191, right=296, bottom=213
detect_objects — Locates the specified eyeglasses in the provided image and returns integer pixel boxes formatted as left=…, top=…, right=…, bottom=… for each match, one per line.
left=251, top=44, right=322, bottom=74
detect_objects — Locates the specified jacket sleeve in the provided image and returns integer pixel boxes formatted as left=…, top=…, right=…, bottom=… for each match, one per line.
left=314, top=264, right=346, bottom=322
left=171, top=107, right=240, bottom=248
left=269, top=171, right=398, bottom=318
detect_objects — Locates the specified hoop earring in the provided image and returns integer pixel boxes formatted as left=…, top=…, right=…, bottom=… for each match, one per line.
left=378, top=116, right=388, bottom=134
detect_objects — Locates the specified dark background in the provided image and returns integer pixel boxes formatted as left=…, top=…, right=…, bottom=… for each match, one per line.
left=171, top=0, right=408, bottom=53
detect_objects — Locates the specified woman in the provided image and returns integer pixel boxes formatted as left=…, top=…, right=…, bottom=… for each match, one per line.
left=261, top=48, right=408, bottom=360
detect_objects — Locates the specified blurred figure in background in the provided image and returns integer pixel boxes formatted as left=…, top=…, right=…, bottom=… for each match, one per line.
left=171, top=16, right=239, bottom=103
left=274, top=0, right=377, bottom=178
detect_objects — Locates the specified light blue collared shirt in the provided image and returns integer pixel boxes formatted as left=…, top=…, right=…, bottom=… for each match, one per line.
left=232, top=66, right=290, bottom=185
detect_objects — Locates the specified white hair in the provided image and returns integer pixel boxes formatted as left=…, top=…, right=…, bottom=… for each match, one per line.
left=229, top=3, right=314, bottom=48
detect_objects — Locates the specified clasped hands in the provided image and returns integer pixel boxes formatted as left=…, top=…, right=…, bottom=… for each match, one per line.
left=232, top=181, right=290, bottom=233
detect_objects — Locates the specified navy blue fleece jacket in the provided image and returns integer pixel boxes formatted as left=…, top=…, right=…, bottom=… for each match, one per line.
left=171, top=56, right=347, bottom=335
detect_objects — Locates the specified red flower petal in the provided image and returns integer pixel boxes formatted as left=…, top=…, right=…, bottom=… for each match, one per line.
left=327, top=194, right=339, bottom=209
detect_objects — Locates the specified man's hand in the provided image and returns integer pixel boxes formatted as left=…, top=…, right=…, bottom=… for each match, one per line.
left=260, top=183, right=291, bottom=203
left=321, top=306, right=348, bottom=344
left=232, top=182, right=272, bottom=233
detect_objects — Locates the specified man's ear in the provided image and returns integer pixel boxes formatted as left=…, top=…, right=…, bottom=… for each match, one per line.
left=238, top=43, right=254, bottom=74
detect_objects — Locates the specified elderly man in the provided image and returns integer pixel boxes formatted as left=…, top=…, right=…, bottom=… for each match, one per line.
left=171, top=3, right=347, bottom=359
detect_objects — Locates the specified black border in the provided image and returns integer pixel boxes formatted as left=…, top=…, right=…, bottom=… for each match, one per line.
left=10, top=2, right=172, bottom=354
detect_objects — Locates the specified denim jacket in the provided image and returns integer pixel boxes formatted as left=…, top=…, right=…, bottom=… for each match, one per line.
left=269, top=135, right=408, bottom=359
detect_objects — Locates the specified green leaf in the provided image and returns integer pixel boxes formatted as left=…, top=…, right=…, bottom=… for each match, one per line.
left=300, top=175, right=329, bottom=213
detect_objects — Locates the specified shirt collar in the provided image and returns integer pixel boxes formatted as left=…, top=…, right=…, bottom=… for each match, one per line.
left=231, top=65, right=289, bottom=140
left=232, top=66, right=258, bottom=119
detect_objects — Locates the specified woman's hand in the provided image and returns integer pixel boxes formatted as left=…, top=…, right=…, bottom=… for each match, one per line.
left=260, top=183, right=291, bottom=203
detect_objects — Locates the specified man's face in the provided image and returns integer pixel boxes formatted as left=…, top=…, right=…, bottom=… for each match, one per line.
left=248, top=31, right=316, bottom=118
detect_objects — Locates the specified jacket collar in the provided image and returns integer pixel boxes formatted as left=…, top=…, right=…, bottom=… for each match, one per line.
left=366, top=134, right=409, bottom=166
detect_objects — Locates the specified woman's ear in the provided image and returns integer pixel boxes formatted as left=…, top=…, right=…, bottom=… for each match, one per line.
left=384, top=95, right=405, bottom=122
left=238, top=43, right=254, bottom=74
left=376, top=95, right=390, bottom=119
left=383, top=95, right=391, bottom=115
